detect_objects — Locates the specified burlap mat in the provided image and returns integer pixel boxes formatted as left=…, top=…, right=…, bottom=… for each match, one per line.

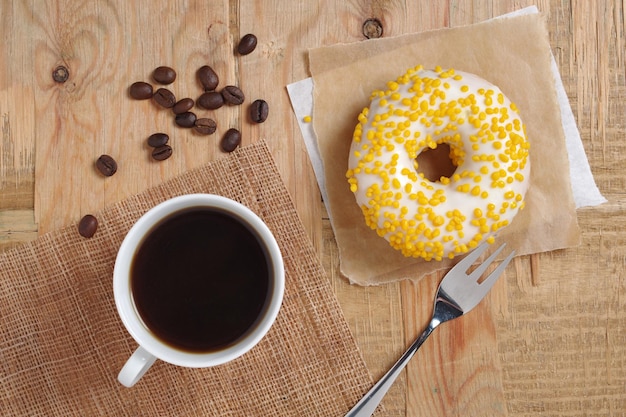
left=0, top=141, right=381, bottom=416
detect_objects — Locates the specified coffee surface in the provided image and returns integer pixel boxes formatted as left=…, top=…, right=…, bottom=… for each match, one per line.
left=131, top=207, right=270, bottom=352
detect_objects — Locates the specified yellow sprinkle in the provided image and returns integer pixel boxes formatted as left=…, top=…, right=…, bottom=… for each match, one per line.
left=388, top=81, right=399, bottom=91
left=303, top=115, right=312, bottom=123
left=347, top=65, right=530, bottom=262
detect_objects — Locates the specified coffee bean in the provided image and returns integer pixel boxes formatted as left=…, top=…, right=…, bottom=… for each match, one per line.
left=147, top=133, right=169, bottom=147
left=152, top=145, right=173, bottom=161
left=197, top=65, right=219, bottom=91
left=249, top=99, right=269, bottom=123
left=52, top=66, right=70, bottom=83
left=175, top=111, right=197, bottom=128
left=237, top=33, right=258, bottom=55
left=78, top=214, right=98, bottom=238
left=194, top=118, right=217, bottom=135
left=172, top=98, right=194, bottom=114
left=221, top=128, right=241, bottom=152
left=221, top=86, right=245, bottom=105
left=197, top=91, right=224, bottom=110
left=153, top=66, right=177, bottom=84
left=96, top=154, right=117, bottom=177
left=153, top=88, right=176, bottom=108
left=129, top=81, right=153, bottom=100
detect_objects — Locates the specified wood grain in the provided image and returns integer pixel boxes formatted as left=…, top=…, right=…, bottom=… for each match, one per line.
left=400, top=275, right=508, bottom=417
left=1, top=1, right=625, bottom=416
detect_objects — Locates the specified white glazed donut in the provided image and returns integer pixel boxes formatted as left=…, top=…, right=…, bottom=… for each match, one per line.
left=346, top=66, right=530, bottom=261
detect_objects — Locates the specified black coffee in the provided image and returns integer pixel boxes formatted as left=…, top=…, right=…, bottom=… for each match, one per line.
left=131, top=207, right=271, bottom=353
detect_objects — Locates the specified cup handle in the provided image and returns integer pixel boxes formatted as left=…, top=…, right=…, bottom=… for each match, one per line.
left=117, top=346, right=157, bottom=387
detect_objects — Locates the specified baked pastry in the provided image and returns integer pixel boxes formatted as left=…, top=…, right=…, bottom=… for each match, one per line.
left=346, top=65, right=530, bottom=261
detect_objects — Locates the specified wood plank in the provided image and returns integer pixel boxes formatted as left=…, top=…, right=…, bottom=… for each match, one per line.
left=1, top=0, right=625, bottom=416
left=497, top=203, right=626, bottom=415
left=0, top=209, right=38, bottom=251
left=0, top=0, right=38, bottom=250
left=322, top=205, right=407, bottom=416
left=401, top=273, right=509, bottom=417
left=30, top=1, right=236, bottom=234
left=235, top=0, right=326, bottom=251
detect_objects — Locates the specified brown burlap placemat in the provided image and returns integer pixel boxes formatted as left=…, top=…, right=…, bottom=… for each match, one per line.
left=0, top=141, right=381, bottom=416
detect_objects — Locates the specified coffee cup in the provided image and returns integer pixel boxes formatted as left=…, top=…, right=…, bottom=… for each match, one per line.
left=113, top=194, right=284, bottom=387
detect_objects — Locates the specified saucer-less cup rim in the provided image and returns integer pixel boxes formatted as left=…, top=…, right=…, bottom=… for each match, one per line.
left=113, top=194, right=284, bottom=387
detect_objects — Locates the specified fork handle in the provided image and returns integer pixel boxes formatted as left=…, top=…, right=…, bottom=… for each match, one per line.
left=344, top=320, right=438, bottom=417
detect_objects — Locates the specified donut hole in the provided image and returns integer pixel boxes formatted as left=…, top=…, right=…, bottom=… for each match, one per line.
left=415, top=143, right=458, bottom=182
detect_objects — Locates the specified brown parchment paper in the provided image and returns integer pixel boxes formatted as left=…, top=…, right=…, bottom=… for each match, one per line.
left=309, top=13, right=580, bottom=286
left=0, top=141, right=383, bottom=416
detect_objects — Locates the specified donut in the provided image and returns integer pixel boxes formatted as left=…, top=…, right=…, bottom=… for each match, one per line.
left=346, top=65, right=530, bottom=261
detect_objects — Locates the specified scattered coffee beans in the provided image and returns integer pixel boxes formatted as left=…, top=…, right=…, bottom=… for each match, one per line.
left=152, top=145, right=173, bottom=161
left=237, top=34, right=258, bottom=55
left=78, top=214, right=98, bottom=238
left=153, top=88, right=176, bottom=108
left=197, top=91, right=224, bottom=110
left=194, top=118, right=217, bottom=135
left=221, top=85, right=245, bottom=105
left=175, top=111, right=197, bottom=128
left=249, top=99, right=269, bottom=123
left=129, top=81, right=153, bottom=100
left=197, top=65, right=219, bottom=91
left=153, top=66, right=177, bottom=84
left=172, top=98, right=194, bottom=114
left=96, top=154, right=118, bottom=177
left=221, top=128, right=242, bottom=152
left=147, top=133, right=169, bottom=147
left=125, top=37, right=270, bottom=165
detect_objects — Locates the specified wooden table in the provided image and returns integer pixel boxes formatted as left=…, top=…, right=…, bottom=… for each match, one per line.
left=1, top=1, right=624, bottom=415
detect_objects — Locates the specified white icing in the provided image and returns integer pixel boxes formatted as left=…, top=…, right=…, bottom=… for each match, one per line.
left=347, top=66, right=530, bottom=261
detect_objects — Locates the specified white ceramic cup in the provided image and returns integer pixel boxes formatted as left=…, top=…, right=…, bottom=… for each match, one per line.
left=113, top=194, right=284, bottom=387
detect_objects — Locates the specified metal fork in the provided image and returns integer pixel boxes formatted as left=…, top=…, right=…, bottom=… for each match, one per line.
left=344, top=242, right=515, bottom=417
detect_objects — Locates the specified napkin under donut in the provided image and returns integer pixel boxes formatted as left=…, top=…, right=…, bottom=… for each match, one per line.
left=308, top=12, right=581, bottom=285
left=0, top=141, right=382, bottom=416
